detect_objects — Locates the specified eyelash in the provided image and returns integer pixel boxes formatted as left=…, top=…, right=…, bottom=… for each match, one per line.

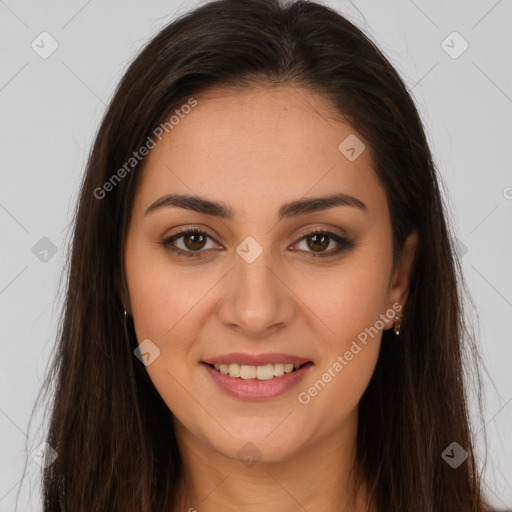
left=160, top=228, right=355, bottom=259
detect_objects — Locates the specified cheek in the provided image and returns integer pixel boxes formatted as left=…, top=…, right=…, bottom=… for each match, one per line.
left=125, top=236, right=214, bottom=349
left=296, top=284, right=385, bottom=427
left=300, top=256, right=391, bottom=345
left=125, top=241, right=222, bottom=414
left=292, top=254, right=390, bottom=413
left=125, top=249, right=212, bottom=416
left=296, top=337, right=380, bottom=434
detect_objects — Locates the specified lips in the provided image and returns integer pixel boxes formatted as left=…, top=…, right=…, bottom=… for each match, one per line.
left=201, top=359, right=314, bottom=400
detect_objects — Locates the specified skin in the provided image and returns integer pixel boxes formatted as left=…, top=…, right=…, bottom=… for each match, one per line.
left=123, top=84, right=418, bottom=512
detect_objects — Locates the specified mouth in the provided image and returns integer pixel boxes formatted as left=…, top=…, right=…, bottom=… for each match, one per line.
left=200, top=360, right=314, bottom=401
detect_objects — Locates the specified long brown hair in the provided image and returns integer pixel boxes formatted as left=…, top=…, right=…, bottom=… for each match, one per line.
left=20, top=0, right=491, bottom=510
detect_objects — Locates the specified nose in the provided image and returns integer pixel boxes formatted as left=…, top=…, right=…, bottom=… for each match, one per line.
left=216, top=248, right=296, bottom=338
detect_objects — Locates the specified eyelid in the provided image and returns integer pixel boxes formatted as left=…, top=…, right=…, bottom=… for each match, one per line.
left=293, top=223, right=349, bottom=241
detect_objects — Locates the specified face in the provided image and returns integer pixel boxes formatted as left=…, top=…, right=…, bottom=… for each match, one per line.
left=123, top=84, right=417, bottom=464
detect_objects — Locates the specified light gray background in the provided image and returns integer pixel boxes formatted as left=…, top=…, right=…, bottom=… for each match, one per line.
left=1, top=0, right=511, bottom=510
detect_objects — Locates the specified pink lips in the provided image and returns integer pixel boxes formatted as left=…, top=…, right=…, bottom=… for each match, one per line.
left=200, top=353, right=314, bottom=401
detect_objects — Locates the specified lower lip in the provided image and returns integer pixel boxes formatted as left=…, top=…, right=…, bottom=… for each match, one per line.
left=201, top=362, right=314, bottom=401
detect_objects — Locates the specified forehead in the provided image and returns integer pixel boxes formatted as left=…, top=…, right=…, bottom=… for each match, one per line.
left=133, top=84, right=386, bottom=219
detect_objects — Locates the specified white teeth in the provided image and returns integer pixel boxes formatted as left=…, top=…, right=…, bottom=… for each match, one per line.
left=256, top=364, right=274, bottom=380
left=240, top=365, right=257, bottom=379
left=210, top=362, right=305, bottom=379
left=273, top=363, right=284, bottom=377
left=228, top=363, right=241, bottom=377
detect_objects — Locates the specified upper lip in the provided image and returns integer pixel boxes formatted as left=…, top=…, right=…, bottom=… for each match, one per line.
left=202, top=352, right=312, bottom=366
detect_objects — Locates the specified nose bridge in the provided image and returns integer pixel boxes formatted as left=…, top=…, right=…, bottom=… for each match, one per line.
left=217, top=239, right=295, bottom=335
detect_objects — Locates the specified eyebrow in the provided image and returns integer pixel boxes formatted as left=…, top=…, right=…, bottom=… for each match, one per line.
left=144, top=192, right=367, bottom=220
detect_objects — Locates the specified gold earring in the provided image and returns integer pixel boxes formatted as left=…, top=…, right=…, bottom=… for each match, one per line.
left=393, top=315, right=403, bottom=335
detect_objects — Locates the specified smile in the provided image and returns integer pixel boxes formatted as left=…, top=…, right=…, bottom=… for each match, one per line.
left=200, top=361, right=314, bottom=401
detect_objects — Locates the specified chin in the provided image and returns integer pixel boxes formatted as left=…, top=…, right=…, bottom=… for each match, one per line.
left=205, top=429, right=305, bottom=466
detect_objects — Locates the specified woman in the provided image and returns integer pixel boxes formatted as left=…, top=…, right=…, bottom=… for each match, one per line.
left=32, top=0, right=493, bottom=510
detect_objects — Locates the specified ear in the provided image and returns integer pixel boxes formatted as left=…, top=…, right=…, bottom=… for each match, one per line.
left=385, top=230, right=418, bottom=326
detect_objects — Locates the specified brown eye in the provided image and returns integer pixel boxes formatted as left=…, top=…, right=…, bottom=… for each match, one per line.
left=293, top=230, right=355, bottom=257
left=161, top=229, right=219, bottom=257
left=306, top=233, right=330, bottom=252
left=183, top=232, right=207, bottom=251
left=161, top=228, right=354, bottom=259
